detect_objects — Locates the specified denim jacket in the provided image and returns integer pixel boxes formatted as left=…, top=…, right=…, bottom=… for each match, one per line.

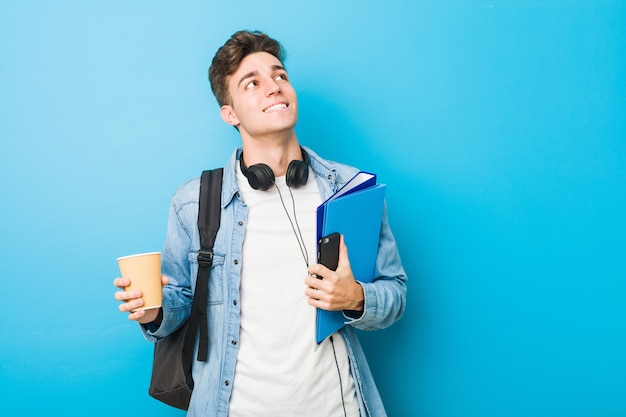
left=142, top=146, right=407, bottom=417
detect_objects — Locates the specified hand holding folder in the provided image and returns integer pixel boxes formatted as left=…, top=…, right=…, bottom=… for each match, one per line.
left=315, top=172, right=386, bottom=344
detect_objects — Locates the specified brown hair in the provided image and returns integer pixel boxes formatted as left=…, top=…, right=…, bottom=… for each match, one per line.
left=208, top=30, right=286, bottom=107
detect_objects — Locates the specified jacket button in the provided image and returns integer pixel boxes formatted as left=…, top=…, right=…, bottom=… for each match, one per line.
left=224, top=380, right=230, bottom=386
left=234, top=259, right=239, bottom=265
left=231, top=340, right=237, bottom=346
left=238, top=221, right=243, bottom=226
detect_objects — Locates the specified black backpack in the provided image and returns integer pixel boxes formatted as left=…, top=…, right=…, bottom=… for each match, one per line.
left=148, top=168, right=223, bottom=410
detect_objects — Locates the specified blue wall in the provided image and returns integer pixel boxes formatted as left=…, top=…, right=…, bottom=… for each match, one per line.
left=1, top=1, right=625, bottom=416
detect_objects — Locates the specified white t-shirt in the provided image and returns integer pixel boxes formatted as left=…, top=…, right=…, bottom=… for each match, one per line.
left=228, top=164, right=359, bottom=417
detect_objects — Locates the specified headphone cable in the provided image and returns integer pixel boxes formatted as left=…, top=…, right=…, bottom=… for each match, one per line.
left=330, top=336, right=348, bottom=417
left=275, top=184, right=309, bottom=268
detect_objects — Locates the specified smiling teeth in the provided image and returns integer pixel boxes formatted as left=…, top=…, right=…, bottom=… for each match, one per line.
left=264, top=103, right=287, bottom=112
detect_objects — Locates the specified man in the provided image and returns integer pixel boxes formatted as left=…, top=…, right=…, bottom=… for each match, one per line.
left=114, top=30, right=407, bottom=417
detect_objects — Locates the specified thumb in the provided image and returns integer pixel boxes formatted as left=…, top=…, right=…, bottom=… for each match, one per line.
left=338, top=235, right=351, bottom=269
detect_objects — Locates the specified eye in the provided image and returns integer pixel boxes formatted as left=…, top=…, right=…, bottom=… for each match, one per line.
left=275, top=73, right=288, bottom=81
left=245, top=80, right=258, bottom=90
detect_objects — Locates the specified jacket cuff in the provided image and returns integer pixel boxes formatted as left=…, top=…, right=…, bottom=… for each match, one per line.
left=343, top=281, right=378, bottom=329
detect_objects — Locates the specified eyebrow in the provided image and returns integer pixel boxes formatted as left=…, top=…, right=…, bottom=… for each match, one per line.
left=237, top=65, right=286, bottom=88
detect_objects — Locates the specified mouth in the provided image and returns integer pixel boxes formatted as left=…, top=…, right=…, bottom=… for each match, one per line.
left=263, top=102, right=288, bottom=113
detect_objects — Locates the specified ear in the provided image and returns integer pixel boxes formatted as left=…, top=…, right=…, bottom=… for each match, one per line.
left=220, top=104, right=240, bottom=127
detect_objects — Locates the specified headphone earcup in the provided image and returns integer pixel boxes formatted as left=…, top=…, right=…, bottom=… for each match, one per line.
left=245, top=163, right=275, bottom=191
left=286, top=159, right=309, bottom=188
left=240, top=148, right=309, bottom=190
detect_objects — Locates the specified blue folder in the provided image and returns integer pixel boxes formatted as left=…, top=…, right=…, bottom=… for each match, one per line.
left=315, top=172, right=386, bottom=344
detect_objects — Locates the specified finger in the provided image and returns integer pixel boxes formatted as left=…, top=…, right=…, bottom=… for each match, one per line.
left=304, top=276, right=320, bottom=291
left=161, top=275, right=170, bottom=286
left=129, top=309, right=145, bottom=321
left=119, top=297, right=144, bottom=314
left=304, top=286, right=317, bottom=298
left=307, top=264, right=320, bottom=276
left=338, top=235, right=351, bottom=267
left=128, top=308, right=147, bottom=322
left=304, top=273, right=328, bottom=289
left=307, top=294, right=332, bottom=310
left=114, top=289, right=142, bottom=302
left=307, top=263, right=331, bottom=279
left=305, top=285, right=329, bottom=302
left=113, top=277, right=130, bottom=289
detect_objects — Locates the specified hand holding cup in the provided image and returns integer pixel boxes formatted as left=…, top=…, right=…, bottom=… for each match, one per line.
left=114, top=252, right=168, bottom=323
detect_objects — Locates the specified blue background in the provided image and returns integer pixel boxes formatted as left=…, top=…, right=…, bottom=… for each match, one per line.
left=1, top=1, right=625, bottom=416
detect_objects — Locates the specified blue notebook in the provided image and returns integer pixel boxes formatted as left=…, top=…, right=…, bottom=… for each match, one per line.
left=315, top=172, right=386, bottom=344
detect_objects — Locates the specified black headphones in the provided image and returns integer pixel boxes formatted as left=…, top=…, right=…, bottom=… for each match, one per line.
left=239, top=148, right=310, bottom=191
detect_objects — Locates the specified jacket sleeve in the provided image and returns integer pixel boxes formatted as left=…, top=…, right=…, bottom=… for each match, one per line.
left=140, top=185, right=197, bottom=342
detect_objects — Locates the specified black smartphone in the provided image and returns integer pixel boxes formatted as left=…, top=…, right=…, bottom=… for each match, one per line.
left=317, top=232, right=340, bottom=279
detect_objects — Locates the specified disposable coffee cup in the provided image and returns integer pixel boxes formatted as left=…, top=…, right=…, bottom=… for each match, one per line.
left=117, top=252, right=162, bottom=311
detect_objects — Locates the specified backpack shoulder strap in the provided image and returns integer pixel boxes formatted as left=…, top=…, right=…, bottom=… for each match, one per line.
left=186, top=168, right=223, bottom=362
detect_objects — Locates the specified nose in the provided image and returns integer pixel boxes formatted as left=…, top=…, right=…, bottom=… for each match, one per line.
left=265, top=77, right=281, bottom=96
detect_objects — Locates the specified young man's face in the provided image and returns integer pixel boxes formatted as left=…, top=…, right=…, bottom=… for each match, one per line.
left=220, top=52, right=298, bottom=139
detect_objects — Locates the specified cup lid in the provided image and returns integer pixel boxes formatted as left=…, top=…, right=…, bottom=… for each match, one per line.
left=116, top=252, right=161, bottom=261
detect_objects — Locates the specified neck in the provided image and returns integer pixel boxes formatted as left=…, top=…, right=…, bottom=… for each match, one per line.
left=240, top=133, right=302, bottom=177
